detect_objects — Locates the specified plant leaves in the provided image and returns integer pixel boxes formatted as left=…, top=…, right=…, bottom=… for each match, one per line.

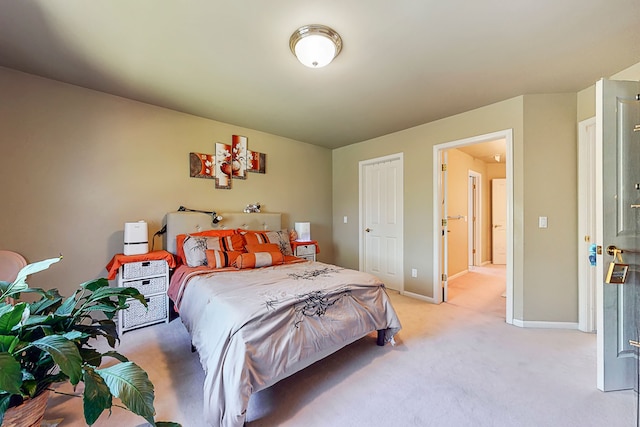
left=156, top=423, right=183, bottom=427
left=0, top=393, right=13, bottom=425
left=54, top=294, right=77, bottom=316
left=0, top=303, right=26, bottom=334
left=0, top=352, right=23, bottom=395
left=4, top=257, right=62, bottom=298
left=82, top=366, right=112, bottom=425
left=0, top=336, right=18, bottom=353
left=96, top=362, right=156, bottom=425
left=31, top=335, right=82, bottom=385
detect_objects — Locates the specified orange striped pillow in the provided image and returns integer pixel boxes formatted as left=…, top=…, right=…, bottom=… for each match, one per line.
left=176, top=229, right=236, bottom=265
left=206, top=234, right=246, bottom=252
left=233, top=251, right=284, bottom=269
left=245, top=243, right=281, bottom=253
left=240, top=230, right=293, bottom=256
left=205, top=250, right=243, bottom=269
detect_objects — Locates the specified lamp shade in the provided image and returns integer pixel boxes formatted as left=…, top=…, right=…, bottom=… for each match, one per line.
left=290, top=25, right=342, bottom=68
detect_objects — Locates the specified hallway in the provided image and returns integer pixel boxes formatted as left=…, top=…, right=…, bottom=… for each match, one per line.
left=447, top=264, right=506, bottom=319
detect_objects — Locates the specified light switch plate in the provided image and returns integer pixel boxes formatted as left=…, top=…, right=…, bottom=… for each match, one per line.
left=539, top=216, right=548, bottom=228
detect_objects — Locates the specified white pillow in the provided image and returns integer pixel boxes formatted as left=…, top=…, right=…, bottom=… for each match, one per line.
left=182, top=235, right=208, bottom=267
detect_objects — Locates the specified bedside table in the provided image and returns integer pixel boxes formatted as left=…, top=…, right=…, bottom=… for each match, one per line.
left=106, top=251, right=175, bottom=335
left=291, top=240, right=319, bottom=261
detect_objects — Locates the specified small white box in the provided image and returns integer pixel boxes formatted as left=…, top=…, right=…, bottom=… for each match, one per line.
left=294, top=222, right=311, bottom=241
left=124, top=221, right=149, bottom=255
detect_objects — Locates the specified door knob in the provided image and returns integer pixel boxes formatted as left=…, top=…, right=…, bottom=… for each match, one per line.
left=365, top=228, right=371, bottom=233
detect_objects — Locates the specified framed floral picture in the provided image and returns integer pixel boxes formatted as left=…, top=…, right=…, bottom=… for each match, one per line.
left=247, top=150, right=266, bottom=174
left=232, top=135, right=247, bottom=179
left=215, top=142, right=232, bottom=189
left=189, top=152, right=215, bottom=179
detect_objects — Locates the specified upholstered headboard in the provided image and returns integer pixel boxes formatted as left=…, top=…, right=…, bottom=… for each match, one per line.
left=164, top=211, right=282, bottom=255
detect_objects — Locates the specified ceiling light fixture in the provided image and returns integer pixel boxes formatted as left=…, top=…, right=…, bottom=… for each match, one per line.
left=289, top=24, right=342, bottom=68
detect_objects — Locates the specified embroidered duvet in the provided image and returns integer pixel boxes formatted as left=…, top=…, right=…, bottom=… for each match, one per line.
left=170, top=260, right=402, bottom=427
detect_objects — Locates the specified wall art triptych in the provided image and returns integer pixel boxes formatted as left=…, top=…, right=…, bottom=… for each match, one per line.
left=189, top=135, right=266, bottom=190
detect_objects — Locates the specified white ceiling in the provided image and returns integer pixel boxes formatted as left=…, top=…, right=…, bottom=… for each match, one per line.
left=1, top=1, right=638, bottom=149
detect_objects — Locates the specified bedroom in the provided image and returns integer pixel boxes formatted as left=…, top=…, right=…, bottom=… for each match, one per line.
left=1, top=1, right=640, bottom=426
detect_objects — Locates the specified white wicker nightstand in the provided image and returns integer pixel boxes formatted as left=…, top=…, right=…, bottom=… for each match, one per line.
left=116, top=258, right=170, bottom=335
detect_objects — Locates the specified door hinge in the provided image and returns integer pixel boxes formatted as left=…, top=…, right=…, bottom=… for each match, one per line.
left=442, top=219, right=448, bottom=227
left=441, top=163, right=447, bottom=171
left=442, top=273, right=448, bottom=281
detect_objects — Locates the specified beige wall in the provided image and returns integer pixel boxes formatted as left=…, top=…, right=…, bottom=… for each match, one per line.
left=332, top=96, right=526, bottom=309
left=522, top=94, right=578, bottom=322
left=332, top=93, right=582, bottom=323
left=0, top=67, right=333, bottom=296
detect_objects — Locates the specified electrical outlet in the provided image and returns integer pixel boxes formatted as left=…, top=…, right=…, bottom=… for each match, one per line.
left=343, top=216, right=348, bottom=223
left=411, top=268, right=417, bottom=278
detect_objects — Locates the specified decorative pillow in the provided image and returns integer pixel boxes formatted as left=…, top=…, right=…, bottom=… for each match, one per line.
left=245, top=243, right=281, bottom=253
left=205, top=250, right=243, bottom=269
left=233, top=251, right=284, bottom=269
left=176, top=229, right=236, bottom=265
left=205, top=234, right=246, bottom=252
left=240, top=230, right=293, bottom=256
left=182, top=234, right=246, bottom=267
left=182, top=235, right=209, bottom=267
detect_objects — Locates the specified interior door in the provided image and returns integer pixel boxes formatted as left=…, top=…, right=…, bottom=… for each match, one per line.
left=361, top=155, right=404, bottom=292
left=491, top=179, right=507, bottom=264
left=596, top=78, right=640, bottom=391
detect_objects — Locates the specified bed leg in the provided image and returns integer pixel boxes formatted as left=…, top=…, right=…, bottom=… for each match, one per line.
left=191, top=343, right=196, bottom=353
left=376, top=329, right=385, bottom=346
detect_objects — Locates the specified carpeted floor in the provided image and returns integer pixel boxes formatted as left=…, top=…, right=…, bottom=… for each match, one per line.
left=43, top=266, right=636, bottom=426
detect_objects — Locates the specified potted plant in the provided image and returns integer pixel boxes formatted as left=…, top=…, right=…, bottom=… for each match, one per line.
left=0, top=256, right=180, bottom=426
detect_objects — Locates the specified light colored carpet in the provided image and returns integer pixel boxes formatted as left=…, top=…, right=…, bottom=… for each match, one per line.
left=43, top=267, right=636, bottom=426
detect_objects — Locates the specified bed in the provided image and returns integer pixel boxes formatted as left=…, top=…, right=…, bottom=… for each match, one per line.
left=164, top=211, right=401, bottom=427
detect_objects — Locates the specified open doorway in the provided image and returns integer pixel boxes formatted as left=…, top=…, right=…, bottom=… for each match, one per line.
left=433, top=130, right=514, bottom=324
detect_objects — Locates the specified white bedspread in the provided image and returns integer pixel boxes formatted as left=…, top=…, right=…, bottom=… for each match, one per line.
left=175, top=260, right=402, bottom=427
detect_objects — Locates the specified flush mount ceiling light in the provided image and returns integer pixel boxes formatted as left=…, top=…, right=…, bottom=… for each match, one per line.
left=289, top=24, right=342, bottom=68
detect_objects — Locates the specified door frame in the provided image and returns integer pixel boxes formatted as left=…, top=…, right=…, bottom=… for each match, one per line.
left=468, top=170, right=482, bottom=268
left=433, top=129, right=514, bottom=324
left=577, top=116, right=597, bottom=333
left=358, top=152, right=405, bottom=292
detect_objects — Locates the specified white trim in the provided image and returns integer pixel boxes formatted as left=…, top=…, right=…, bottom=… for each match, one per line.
left=577, top=116, right=597, bottom=333
left=448, top=269, right=469, bottom=281
left=433, top=130, right=514, bottom=325
left=402, top=290, right=436, bottom=304
left=359, top=153, right=404, bottom=292
left=512, top=319, right=579, bottom=330
left=468, top=170, right=482, bottom=268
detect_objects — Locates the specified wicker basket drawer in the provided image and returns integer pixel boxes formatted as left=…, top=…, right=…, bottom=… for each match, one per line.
left=122, top=260, right=168, bottom=279
left=121, top=294, right=167, bottom=330
left=125, top=276, right=167, bottom=295
left=295, top=244, right=316, bottom=256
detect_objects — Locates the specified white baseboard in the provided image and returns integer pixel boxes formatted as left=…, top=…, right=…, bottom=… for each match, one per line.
left=401, top=290, right=435, bottom=304
left=512, top=319, right=579, bottom=329
left=448, top=270, right=468, bottom=281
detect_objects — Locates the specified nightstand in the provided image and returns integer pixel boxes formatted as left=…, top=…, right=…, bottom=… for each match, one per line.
left=291, top=240, right=319, bottom=261
left=107, top=251, right=175, bottom=335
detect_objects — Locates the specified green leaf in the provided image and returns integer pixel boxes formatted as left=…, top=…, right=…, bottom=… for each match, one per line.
left=4, top=257, right=62, bottom=298
left=0, top=393, right=13, bottom=425
left=31, top=335, right=82, bottom=385
left=0, top=303, right=26, bottom=334
left=54, top=294, right=76, bottom=316
left=156, top=423, right=183, bottom=427
left=97, top=362, right=156, bottom=425
left=0, top=336, right=18, bottom=353
left=81, top=278, right=109, bottom=292
left=82, top=366, right=112, bottom=425
left=0, top=352, right=23, bottom=395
